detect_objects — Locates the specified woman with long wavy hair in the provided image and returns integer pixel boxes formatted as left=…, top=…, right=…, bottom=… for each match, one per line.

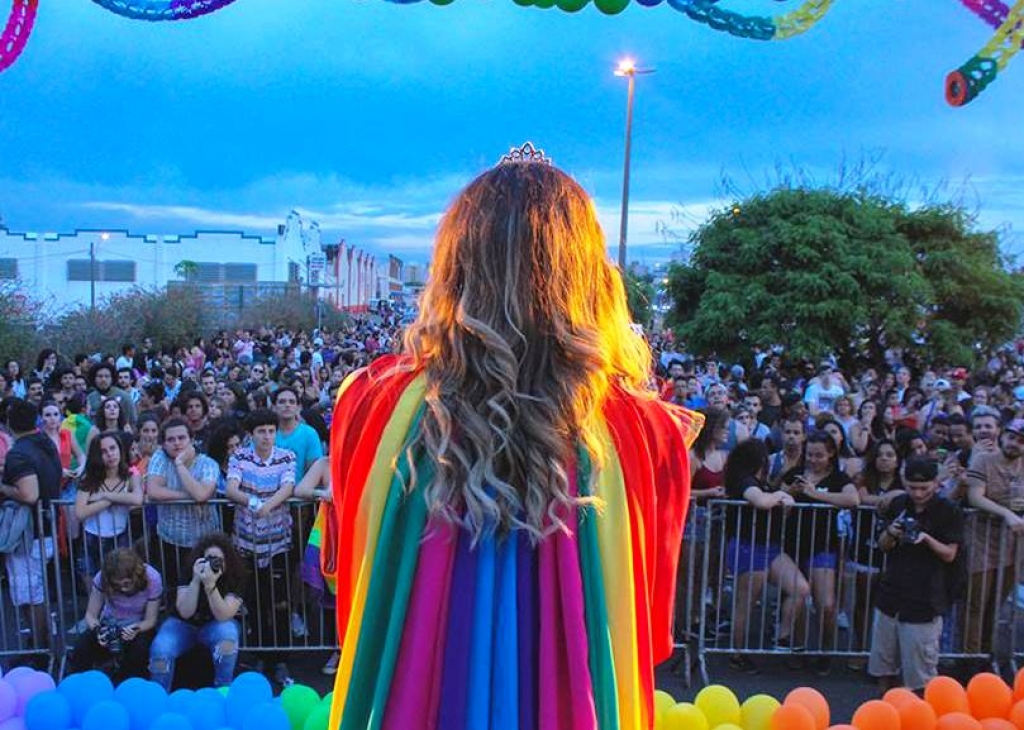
left=323, top=156, right=702, bottom=730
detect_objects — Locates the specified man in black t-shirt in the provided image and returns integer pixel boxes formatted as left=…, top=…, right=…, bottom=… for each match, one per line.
left=868, top=457, right=962, bottom=692
left=0, top=398, right=62, bottom=648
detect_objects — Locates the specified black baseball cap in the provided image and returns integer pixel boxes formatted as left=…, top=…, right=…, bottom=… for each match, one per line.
left=904, top=457, right=938, bottom=483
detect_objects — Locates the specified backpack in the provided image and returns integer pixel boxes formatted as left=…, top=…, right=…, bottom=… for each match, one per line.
left=0, top=500, right=33, bottom=553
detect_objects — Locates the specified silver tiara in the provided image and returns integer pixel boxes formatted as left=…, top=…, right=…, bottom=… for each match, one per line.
left=498, top=141, right=552, bottom=166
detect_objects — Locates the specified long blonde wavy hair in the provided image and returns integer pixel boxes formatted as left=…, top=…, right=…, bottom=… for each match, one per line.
left=402, top=161, right=652, bottom=541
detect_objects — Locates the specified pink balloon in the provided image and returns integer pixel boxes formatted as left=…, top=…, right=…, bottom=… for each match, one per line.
left=8, top=673, right=54, bottom=716
left=1, top=670, right=30, bottom=685
left=0, top=681, right=16, bottom=722
left=0, top=716, right=24, bottom=730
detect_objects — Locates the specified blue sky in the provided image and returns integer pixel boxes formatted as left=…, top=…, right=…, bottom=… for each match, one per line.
left=1, top=0, right=1022, bottom=265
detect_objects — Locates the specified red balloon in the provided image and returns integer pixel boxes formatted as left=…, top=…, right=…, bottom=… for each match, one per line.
left=980, top=719, right=1018, bottom=730
left=1014, top=670, right=1024, bottom=704
left=852, top=700, right=901, bottom=730
left=927, top=677, right=970, bottom=717
left=786, top=688, right=831, bottom=730
left=968, top=673, right=1013, bottom=720
left=936, top=712, right=983, bottom=730
left=897, top=698, right=938, bottom=730
left=1010, top=701, right=1024, bottom=730
left=771, top=703, right=817, bottom=730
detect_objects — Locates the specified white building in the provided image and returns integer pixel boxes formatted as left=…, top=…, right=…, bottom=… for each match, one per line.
left=0, top=211, right=379, bottom=314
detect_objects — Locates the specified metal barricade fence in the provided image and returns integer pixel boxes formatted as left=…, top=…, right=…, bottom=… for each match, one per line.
left=0, top=498, right=336, bottom=680
left=686, top=500, right=1017, bottom=685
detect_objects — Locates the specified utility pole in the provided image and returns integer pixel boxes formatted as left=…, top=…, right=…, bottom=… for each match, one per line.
left=90, top=240, right=96, bottom=316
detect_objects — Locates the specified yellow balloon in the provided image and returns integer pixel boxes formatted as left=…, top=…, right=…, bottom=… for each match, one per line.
left=663, top=702, right=709, bottom=730
left=741, top=694, right=782, bottom=730
left=713, top=725, right=745, bottom=730
left=655, top=690, right=677, bottom=715
left=695, top=685, right=742, bottom=729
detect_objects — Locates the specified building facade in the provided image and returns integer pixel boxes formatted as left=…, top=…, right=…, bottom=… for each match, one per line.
left=0, top=211, right=382, bottom=315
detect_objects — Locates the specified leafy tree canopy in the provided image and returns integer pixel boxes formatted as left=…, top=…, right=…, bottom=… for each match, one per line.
left=667, top=187, right=1023, bottom=368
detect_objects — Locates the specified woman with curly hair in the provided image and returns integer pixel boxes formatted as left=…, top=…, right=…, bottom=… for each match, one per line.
left=68, top=547, right=162, bottom=681
left=324, top=156, right=702, bottom=730
left=148, top=532, right=247, bottom=690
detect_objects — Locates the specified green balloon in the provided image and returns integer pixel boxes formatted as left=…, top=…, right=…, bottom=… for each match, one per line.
left=430, top=0, right=456, bottom=6
left=281, top=684, right=321, bottom=730
left=217, top=686, right=230, bottom=697
left=534, top=0, right=556, bottom=9
left=511, top=0, right=535, bottom=9
left=320, top=692, right=333, bottom=707
left=594, top=0, right=628, bottom=14
left=304, top=704, right=331, bottom=730
left=556, top=0, right=589, bottom=12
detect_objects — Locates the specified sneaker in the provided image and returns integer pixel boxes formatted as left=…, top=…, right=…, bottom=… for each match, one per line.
left=290, top=613, right=308, bottom=638
left=813, top=656, right=832, bottom=677
left=322, top=652, right=340, bottom=675
left=728, top=654, right=759, bottom=674
left=846, top=657, right=867, bottom=672
left=273, top=662, right=295, bottom=688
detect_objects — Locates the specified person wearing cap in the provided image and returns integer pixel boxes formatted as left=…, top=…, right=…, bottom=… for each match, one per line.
left=870, top=457, right=962, bottom=692
left=963, top=418, right=1024, bottom=655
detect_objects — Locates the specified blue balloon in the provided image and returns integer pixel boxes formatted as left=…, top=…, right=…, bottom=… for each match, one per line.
left=185, top=697, right=224, bottom=730
left=82, top=700, right=130, bottom=730
left=24, top=691, right=71, bottom=730
left=241, top=703, right=289, bottom=730
left=113, top=679, right=168, bottom=730
left=57, top=671, right=113, bottom=726
left=224, top=674, right=272, bottom=726
left=166, top=691, right=194, bottom=716
left=149, top=714, right=192, bottom=730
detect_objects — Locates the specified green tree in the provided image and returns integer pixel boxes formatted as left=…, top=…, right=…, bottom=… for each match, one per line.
left=0, top=282, right=44, bottom=363
left=174, top=260, right=200, bottom=282
left=667, top=188, right=1022, bottom=367
left=623, top=267, right=655, bottom=328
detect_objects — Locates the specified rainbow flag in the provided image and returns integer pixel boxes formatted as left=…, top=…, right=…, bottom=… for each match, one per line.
left=324, top=355, right=702, bottom=730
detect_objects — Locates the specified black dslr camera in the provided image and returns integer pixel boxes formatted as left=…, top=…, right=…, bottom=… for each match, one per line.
left=98, top=620, right=124, bottom=653
left=205, top=555, right=224, bottom=573
left=895, top=512, right=920, bottom=545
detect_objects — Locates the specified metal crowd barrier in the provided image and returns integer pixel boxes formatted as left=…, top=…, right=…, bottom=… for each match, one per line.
left=0, top=498, right=337, bottom=681
left=672, top=500, right=1023, bottom=685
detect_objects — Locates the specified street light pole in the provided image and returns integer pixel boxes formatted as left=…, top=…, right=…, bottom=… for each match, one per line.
left=89, top=240, right=96, bottom=315
left=615, top=58, right=654, bottom=272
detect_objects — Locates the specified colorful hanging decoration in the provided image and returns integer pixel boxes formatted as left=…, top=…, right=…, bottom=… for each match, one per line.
left=0, top=0, right=38, bottom=73
left=0, top=0, right=1021, bottom=107
left=947, top=0, right=1024, bottom=105
left=88, top=0, right=240, bottom=20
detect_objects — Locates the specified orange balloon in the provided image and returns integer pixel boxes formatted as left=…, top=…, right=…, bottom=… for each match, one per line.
left=771, top=703, right=817, bottom=730
left=897, top=698, right=938, bottom=730
left=980, top=720, right=1017, bottom=730
left=852, top=700, right=901, bottom=730
left=936, top=712, right=983, bottom=730
left=968, top=673, right=1013, bottom=720
left=1014, top=670, right=1024, bottom=704
left=786, top=688, right=831, bottom=730
left=886, top=688, right=923, bottom=710
left=829, top=726, right=859, bottom=730
left=927, top=677, right=970, bottom=717
left=1010, top=701, right=1024, bottom=730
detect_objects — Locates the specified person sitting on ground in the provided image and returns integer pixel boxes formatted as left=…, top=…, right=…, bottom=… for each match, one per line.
left=68, top=547, right=162, bottom=682
left=148, top=532, right=245, bottom=690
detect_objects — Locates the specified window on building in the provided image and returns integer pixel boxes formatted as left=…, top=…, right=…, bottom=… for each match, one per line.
left=0, top=258, right=17, bottom=280
left=288, top=262, right=300, bottom=283
left=192, top=263, right=258, bottom=284
left=67, top=260, right=136, bottom=282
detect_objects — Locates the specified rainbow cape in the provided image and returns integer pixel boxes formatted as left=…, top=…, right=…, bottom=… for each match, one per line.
left=324, top=355, right=702, bottom=730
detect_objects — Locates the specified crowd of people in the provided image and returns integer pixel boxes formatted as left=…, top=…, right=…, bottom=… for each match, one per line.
left=2, top=316, right=1024, bottom=694
left=651, top=337, right=1024, bottom=691
left=0, top=315, right=402, bottom=689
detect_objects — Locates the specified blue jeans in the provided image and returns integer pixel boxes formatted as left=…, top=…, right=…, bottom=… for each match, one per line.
left=149, top=617, right=239, bottom=690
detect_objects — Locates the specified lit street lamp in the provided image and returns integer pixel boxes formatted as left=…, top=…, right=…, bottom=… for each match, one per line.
left=614, top=57, right=654, bottom=272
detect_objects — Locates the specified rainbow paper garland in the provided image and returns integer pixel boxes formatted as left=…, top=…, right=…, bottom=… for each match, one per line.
left=0, top=0, right=37, bottom=73
left=0, top=0, right=1020, bottom=107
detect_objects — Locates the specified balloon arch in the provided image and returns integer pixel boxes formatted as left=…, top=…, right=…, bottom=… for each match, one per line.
left=1, top=0, right=1022, bottom=106
left=2, top=0, right=1024, bottom=105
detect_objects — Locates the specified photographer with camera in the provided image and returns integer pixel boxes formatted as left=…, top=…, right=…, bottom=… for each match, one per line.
left=68, top=547, right=162, bottom=682
left=148, top=532, right=245, bottom=691
left=869, top=457, right=963, bottom=692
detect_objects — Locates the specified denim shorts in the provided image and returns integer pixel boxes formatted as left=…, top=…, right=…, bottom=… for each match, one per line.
left=803, top=551, right=838, bottom=571
left=725, top=538, right=781, bottom=576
